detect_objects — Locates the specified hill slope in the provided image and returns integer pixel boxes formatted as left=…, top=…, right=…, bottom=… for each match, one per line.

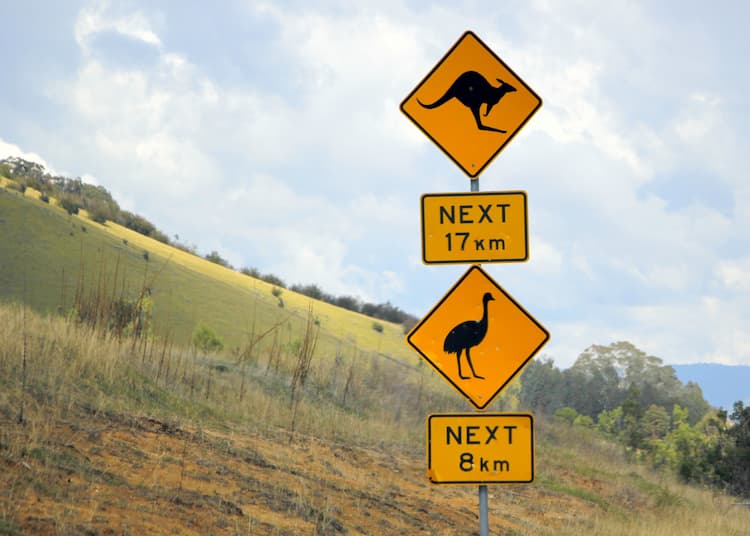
left=2, top=303, right=750, bottom=535
left=0, top=182, right=414, bottom=367
left=4, top=177, right=750, bottom=534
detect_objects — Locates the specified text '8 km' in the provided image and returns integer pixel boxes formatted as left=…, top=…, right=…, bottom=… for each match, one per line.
left=427, top=414, right=534, bottom=485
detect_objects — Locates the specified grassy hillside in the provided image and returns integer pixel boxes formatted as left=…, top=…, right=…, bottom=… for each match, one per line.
left=0, top=180, right=415, bottom=368
left=1, top=303, right=749, bottom=535
left=3, top=178, right=750, bottom=534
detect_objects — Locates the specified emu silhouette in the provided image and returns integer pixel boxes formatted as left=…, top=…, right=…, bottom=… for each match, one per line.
left=418, top=71, right=516, bottom=133
left=443, top=292, right=495, bottom=380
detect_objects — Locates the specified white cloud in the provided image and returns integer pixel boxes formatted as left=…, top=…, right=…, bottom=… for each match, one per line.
left=716, top=258, right=750, bottom=292
left=75, top=0, right=161, bottom=54
left=0, top=139, right=56, bottom=173
left=3, top=1, right=750, bottom=373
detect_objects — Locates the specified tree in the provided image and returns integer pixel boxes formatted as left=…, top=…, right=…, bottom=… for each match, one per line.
left=642, top=404, right=671, bottom=441
left=205, top=250, right=231, bottom=268
left=554, top=407, right=578, bottom=424
left=597, top=407, right=623, bottom=436
left=192, top=325, right=224, bottom=354
left=621, top=385, right=645, bottom=450
left=59, top=194, right=82, bottom=215
left=519, top=357, right=563, bottom=412
left=260, top=273, right=285, bottom=288
left=723, top=402, right=750, bottom=495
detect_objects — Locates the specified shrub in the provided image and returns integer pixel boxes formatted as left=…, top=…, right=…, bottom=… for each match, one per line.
left=240, top=267, right=260, bottom=278
left=86, top=199, right=114, bottom=223
left=555, top=407, right=579, bottom=424
left=372, top=322, right=384, bottom=333
left=205, top=250, right=231, bottom=268
left=5, top=181, right=22, bottom=193
left=59, top=194, right=82, bottom=215
left=192, top=325, right=224, bottom=354
left=261, top=273, right=285, bottom=288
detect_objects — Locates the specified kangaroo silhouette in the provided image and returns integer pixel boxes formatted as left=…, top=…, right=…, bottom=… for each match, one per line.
left=443, top=292, right=495, bottom=380
left=418, top=71, right=516, bottom=133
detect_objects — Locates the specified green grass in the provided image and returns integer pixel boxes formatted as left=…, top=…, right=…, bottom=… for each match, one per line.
left=0, top=183, right=416, bottom=370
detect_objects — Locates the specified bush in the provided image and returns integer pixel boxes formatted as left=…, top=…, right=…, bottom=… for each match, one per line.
left=205, top=250, right=232, bottom=268
left=555, top=407, right=579, bottom=424
left=240, top=267, right=260, bottom=278
left=192, top=325, right=224, bottom=354
left=59, top=194, right=82, bottom=215
left=5, top=181, right=22, bottom=193
left=260, top=273, right=285, bottom=288
left=86, top=199, right=114, bottom=223
left=372, top=322, right=384, bottom=333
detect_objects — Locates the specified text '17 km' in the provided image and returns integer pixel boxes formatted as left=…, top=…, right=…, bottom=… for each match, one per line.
left=441, top=204, right=509, bottom=252
left=421, top=192, right=528, bottom=264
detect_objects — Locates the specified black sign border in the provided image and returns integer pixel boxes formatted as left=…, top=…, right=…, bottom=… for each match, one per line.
left=420, top=191, right=529, bottom=264
left=427, top=413, right=534, bottom=485
left=406, top=265, right=549, bottom=410
left=400, top=30, right=543, bottom=179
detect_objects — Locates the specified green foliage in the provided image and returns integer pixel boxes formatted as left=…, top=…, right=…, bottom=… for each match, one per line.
left=332, top=294, right=360, bottom=312
left=555, top=406, right=579, bottom=424
left=86, top=198, right=114, bottom=223
left=642, top=404, right=671, bottom=440
left=116, top=210, right=169, bottom=243
left=59, top=194, right=82, bottom=215
left=518, top=357, right=564, bottom=411
left=291, top=283, right=328, bottom=301
left=372, top=322, right=384, bottom=333
left=240, top=266, right=260, bottom=278
left=271, top=287, right=283, bottom=298
left=192, top=324, right=224, bottom=354
left=597, top=406, right=623, bottom=435
left=713, top=402, right=750, bottom=496
left=205, top=250, right=232, bottom=268
left=260, top=273, right=286, bottom=288
left=5, top=180, right=23, bottom=193
left=519, top=341, right=711, bottom=425
left=574, top=414, right=594, bottom=428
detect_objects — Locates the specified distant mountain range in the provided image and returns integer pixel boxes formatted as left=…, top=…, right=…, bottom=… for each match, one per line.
left=673, top=364, right=750, bottom=411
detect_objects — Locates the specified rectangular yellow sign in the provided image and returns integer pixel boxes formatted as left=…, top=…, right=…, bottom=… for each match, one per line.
left=427, top=413, right=534, bottom=485
left=421, top=192, right=527, bottom=264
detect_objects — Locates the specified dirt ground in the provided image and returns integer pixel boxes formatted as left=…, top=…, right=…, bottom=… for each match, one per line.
left=1, top=410, right=623, bottom=535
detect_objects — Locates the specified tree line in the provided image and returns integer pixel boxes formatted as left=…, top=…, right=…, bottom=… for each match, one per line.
left=519, top=341, right=750, bottom=497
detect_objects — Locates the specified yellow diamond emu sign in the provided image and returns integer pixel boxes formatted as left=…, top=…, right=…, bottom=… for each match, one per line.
left=401, top=31, right=542, bottom=178
left=407, top=265, right=549, bottom=410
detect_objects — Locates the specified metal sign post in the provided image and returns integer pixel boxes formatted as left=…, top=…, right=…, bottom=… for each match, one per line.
left=401, top=29, right=547, bottom=536
left=472, top=178, right=489, bottom=536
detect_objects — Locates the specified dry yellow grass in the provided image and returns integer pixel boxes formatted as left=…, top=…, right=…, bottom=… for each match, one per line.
left=2, top=303, right=750, bottom=534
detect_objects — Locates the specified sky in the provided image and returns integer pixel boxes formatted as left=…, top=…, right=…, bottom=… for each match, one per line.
left=1, top=0, right=749, bottom=368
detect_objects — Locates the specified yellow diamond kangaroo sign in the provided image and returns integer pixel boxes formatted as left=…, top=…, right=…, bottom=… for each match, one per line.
left=407, top=265, right=549, bottom=410
left=401, top=31, right=542, bottom=178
